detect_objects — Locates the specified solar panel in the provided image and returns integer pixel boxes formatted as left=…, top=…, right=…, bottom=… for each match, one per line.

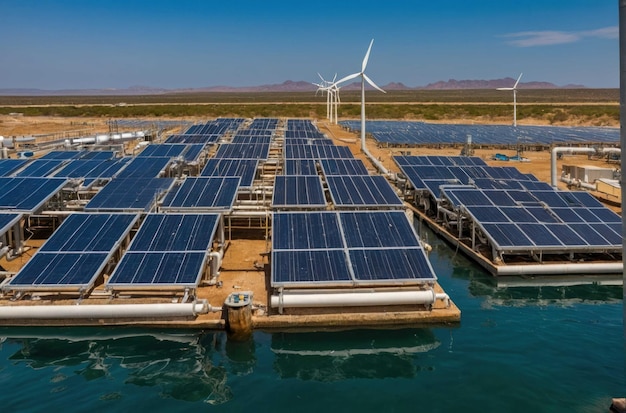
left=339, top=211, right=420, bottom=248
left=16, top=159, right=66, bottom=177
left=349, top=248, right=434, bottom=282
left=6, top=213, right=138, bottom=293
left=320, top=159, right=369, bottom=176
left=84, top=178, right=174, bottom=212
left=0, top=159, right=28, bottom=177
left=165, top=134, right=220, bottom=144
left=272, top=250, right=353, bottom=285
left=116, top=156, right=171, bottom=179
left=0, top=177, right=67, bottom=213
left=40, top=213, right=139, bottom=252
left=271, top=211, right=436, bottom=287
left=0, top=213, right=22, bottom=236
left=283, top=159, right=318, bottom=175
left=272, top=212, right=343, bottom=250
left=136, top=144, right=187, bottom=158
left=39, top=151, right=83, bottom=160
left=272, top=176, right=326, bottom=209
left=53, top=159, right=108, bottom=178
left=107, top=213, right=220, bottom=290
left=326, top=175, right=403, bottom=207
left=214, top=143, right=270, bottom=160
left=160, top=177, right=240, bottom=211
left=200, top=159, right=258, bottom=188
left=181, top=144, right=205, bottom=162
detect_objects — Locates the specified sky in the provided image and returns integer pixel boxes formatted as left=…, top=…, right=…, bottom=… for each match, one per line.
left=0, top=0, right=619, bottom=89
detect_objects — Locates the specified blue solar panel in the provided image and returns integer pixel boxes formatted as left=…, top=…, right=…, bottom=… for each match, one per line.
left=0, top=213, right=22, bottom=235
left=116, top=156, right=171, bottom=179
left=84, top=178, right=174, bottom=212
left=499, top=207, right=538, bottom=223
left=517, top=223, right=562, bottom=247
left=7, top=213, right=138, bottom=292
left=349, top=248, right=434, bottom=282
left=128, top=213, right=219, bottom=252
left=326, top=175, right=403, bottom=207
left=272, top=176, right=326, bottom=208
left=339, top=211, right=419, bottom=248
left=283, top=159, right=318, bottom=175
left=39, top=151, right=83, bottom=160
left=464, top=206, right=509, bottom=223
left=40, top=213, right=138, bottom=252
left=16, top=159, right=66, bottom=177
left=0, top=159, right=28, bottom=177
left=0, top=177, right=67, bottom=213
left=181, top=144, right=205, bottom=162
left=137, top=144, right=187, bottom=158
left=272, top=212, right=343, bottom=250
left=320, top=159, right=369, bottom=176
left=165, top=134, right=220, bottom=144
left=79, top=151, right=116, bottom=160
left=272, top=250, right=353, bottom=285
left=107, top=213, right=220, bottom=290
left=284, top=144, right=353, bottom=159
left=200, top=159, right=258, bottom=188
left=545, top=224, right=588, bottom=246
left=53, top=160, right=108, bottom=178
left=214, top=143, right=270, bottom=159
left=161, top=177, right=240, bottom=211
left=481, top=223, right=533, bottom=248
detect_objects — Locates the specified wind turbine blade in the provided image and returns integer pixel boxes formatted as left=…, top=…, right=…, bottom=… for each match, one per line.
left=362, top=39, right=374, bottom=72
left=335, top=72, right=360, bottom=85
left=318, top=72, right=325, bottom=82
left=496, top=87, right=513, bottom=91
left=333, top=73, right=337, bottom=82
left=514, top=72, right=523, bottom=89
left=363, top=73, right=386, bottom=93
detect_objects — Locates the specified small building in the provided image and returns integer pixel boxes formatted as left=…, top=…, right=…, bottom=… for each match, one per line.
left=596, top=178, right=621, bottom=204
left=562, top=164, right=615, bottom=184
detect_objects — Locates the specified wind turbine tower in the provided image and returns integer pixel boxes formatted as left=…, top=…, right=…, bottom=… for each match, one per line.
left=497, top=73, right=523, bottom=127
left=335, top=39, right=386, bottom=150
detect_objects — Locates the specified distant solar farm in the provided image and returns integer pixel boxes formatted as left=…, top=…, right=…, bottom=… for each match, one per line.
left=339, top=120, right=620, bottom=146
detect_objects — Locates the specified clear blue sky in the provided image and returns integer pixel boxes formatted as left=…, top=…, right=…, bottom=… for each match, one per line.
left=0, top=0, right=619, bottom=89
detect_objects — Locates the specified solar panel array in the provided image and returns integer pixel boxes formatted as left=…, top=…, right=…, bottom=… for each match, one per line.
left=340, top=120, right=620, bottom=145
left=326, top=175, right=403, bottom=208
left=271, top=211, right=437, bottom=287
left=107, top=213, right=219, bottom=290
left=200, top=158, right=258, bottom=188
left=6, top=213, right=138, bottom=293
left=444, top=187, right=621, bottom=252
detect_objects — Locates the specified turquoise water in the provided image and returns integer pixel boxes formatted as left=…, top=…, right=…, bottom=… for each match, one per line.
left=0, top=227, right=623, bottom=412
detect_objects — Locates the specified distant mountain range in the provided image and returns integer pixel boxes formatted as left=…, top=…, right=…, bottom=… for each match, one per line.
left=0, top=78, right=589, bottom=96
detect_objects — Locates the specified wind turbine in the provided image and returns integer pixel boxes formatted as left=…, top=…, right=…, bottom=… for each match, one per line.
left=335, top=39, right=386, bottom=150
left=497, top=73, right=523, bottom=127
left=314, top=73, right=338, bottom=123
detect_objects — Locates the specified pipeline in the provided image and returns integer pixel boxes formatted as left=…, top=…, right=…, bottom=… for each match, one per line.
left=0, top=300, right=219, bottom=320
left=495, top=262, right=623, bottom=276
left=206, top=250, right=223, bottom=284
left=560, top=176, right=596, bottom=191
left=270, top=289, right=450, bottom=310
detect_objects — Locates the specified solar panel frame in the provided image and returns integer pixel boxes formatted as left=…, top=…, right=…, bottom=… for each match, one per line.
left=0, top=177, right=67, bottom=213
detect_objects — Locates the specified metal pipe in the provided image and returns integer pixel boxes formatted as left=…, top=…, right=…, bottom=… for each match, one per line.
left=560, top=176, right=597, bottom=191
left=270, top=289, right=444, bottom=309
left=0, top=300, right=218, bottom=320
left=495, top=262, right=623, bottom=276
left=550, top=147, right=596, bottom=188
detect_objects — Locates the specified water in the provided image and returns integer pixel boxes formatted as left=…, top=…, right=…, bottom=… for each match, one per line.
left=0, top=227, right=622, bottom=412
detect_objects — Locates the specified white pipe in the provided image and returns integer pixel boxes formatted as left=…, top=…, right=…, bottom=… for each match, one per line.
left=0, top=301, right=216, bottom=320
left=270, top=289, right=443, bottom=309
left=208, top=250, right=223, bottom=282
left=496, top=262, right=623, bottom=276
left=560, top=176, right=597, bottom=190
